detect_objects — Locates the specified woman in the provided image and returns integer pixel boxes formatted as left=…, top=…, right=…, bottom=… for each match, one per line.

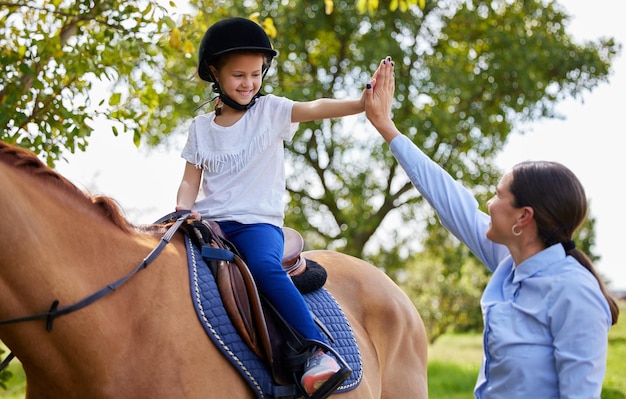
left=364, top=57, right=619, bottom=398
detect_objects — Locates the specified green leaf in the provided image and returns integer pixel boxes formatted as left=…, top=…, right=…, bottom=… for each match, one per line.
left=109, top=93, right=122, bottom=106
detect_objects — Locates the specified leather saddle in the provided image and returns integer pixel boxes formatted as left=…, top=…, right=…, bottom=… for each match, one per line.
left=163, top=214, right=322, bottom=387
left=201, top=222, right=307, bottom=359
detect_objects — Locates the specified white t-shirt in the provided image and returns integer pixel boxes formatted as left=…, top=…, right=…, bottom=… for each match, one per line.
left=181, top=94, right=298, bottom=226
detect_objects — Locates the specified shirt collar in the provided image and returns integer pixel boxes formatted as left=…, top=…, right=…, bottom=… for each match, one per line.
left=512, top=243, right=566, bottom=283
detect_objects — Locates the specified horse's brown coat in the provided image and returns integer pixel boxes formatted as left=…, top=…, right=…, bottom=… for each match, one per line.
left=0, top=142, right=428, bottom=398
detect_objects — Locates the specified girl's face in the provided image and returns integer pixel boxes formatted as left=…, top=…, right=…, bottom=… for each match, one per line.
left=486, top=172, right=521, bottom=244
left=211, top=53, right=265, bottom=106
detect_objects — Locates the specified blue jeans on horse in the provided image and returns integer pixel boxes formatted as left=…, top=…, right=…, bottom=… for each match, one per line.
left=218, top=221, right=349, bottom=397
left=217, top=221, right=327, bottom=343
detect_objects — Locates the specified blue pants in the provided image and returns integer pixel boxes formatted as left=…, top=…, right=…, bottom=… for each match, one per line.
left=217, top=221, right=326, bottom=343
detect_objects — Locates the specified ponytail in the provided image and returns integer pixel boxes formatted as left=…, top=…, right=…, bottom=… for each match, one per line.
left=567, top=247, right=620, bottom=326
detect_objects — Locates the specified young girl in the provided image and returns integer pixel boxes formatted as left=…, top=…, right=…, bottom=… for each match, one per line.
left=175, top=17, right=373, bottom=397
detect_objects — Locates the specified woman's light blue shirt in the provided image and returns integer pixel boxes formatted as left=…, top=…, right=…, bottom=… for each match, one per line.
left=389, top=135, right=612, bottom=399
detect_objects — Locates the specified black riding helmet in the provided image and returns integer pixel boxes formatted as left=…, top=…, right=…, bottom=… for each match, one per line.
left=197, top=18, right=278, bottom=111
left=198, top=17, right=278, bottom=82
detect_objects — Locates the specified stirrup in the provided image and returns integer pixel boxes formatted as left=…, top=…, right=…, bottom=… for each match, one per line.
left=295, top=339, right=352, bottom=399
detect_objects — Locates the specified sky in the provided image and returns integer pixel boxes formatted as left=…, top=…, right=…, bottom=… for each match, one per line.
left=55, top=0, right=625, bottom=291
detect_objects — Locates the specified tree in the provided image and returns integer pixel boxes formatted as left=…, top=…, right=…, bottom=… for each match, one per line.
left=268, top=0, right=615, bottom=271
left=401, top=249, right=488, bottom=344
left=0, top=0, right=176, bottom=166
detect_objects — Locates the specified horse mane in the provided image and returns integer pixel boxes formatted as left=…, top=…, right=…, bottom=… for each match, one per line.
left=0, top=141, right=134, bottom=234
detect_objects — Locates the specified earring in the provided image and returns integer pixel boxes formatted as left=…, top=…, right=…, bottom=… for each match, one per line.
left=512, top=224, right=522, bottom=236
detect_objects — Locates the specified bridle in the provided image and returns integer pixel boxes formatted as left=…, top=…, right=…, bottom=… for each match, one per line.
left=0, top=212, right=191, bottom=371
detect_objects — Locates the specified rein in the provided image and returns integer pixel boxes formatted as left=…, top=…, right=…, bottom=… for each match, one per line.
left=0, top=212, right=191, bottom=371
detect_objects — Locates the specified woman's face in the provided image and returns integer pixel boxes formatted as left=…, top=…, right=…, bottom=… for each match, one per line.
left=211, top=53, right=265, bottom=106
left=486, top=172, right=520, bottom=244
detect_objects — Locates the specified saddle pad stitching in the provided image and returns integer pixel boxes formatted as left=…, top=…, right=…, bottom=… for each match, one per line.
left=188, top=236, right=266, bottom=397
left=187, top=236, right=362, bottom=397
left=321, top=289, right=363, bottom=390
left=306, top=289, right=363, bottom=391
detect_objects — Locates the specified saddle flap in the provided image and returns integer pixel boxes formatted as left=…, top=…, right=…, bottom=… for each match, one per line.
left=215, top=251, right=273, bottom=365
left=184, top=218, right=326, bottom=387
left=187, top=237, right=363, bottom=396
left=214, top=250, right=311, bottom=386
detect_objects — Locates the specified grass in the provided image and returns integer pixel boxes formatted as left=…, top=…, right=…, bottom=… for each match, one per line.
left=2, top=303, right=625, bottom=398
left=428, top=333, right=481, bottom=399
left=428, top=300, right=626, bottom=399
left=602, top=301, right=626, bottom=399
left=0, top=349, right=24, bottom=399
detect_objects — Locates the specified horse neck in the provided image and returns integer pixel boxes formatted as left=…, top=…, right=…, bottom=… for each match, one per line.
left=0, top=161, right=137, bottom=283
left=0, top=162, right=159, bottom=364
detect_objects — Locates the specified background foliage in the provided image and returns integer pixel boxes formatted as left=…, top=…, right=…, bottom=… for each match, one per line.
left=0, top=0, right=180, bottom=164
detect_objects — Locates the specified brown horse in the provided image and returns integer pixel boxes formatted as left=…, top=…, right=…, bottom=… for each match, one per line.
left=0, top=141, right=428, bottom=399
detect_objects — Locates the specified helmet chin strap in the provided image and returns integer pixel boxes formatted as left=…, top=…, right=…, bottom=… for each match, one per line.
left=210, top=67, right=269, bottom=111
left=213, top=85, right=261, bottom=111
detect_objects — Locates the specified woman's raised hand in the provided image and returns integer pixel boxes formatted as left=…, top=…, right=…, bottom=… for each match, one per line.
left=365, top=56, right=400, bottom=143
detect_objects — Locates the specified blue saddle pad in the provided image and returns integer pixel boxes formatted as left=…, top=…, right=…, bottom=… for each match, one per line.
left=185, top=236, right=362, bottom=398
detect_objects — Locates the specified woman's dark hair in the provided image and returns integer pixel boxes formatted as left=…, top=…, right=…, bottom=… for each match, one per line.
left=509, top=161, right=619, bottom=325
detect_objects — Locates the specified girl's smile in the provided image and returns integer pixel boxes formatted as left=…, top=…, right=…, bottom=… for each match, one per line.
left=211, top=53, right=265, bottom=106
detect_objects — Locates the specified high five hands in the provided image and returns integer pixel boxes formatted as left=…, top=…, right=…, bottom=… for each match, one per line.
left=365, top=56, right=400, bottom=144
